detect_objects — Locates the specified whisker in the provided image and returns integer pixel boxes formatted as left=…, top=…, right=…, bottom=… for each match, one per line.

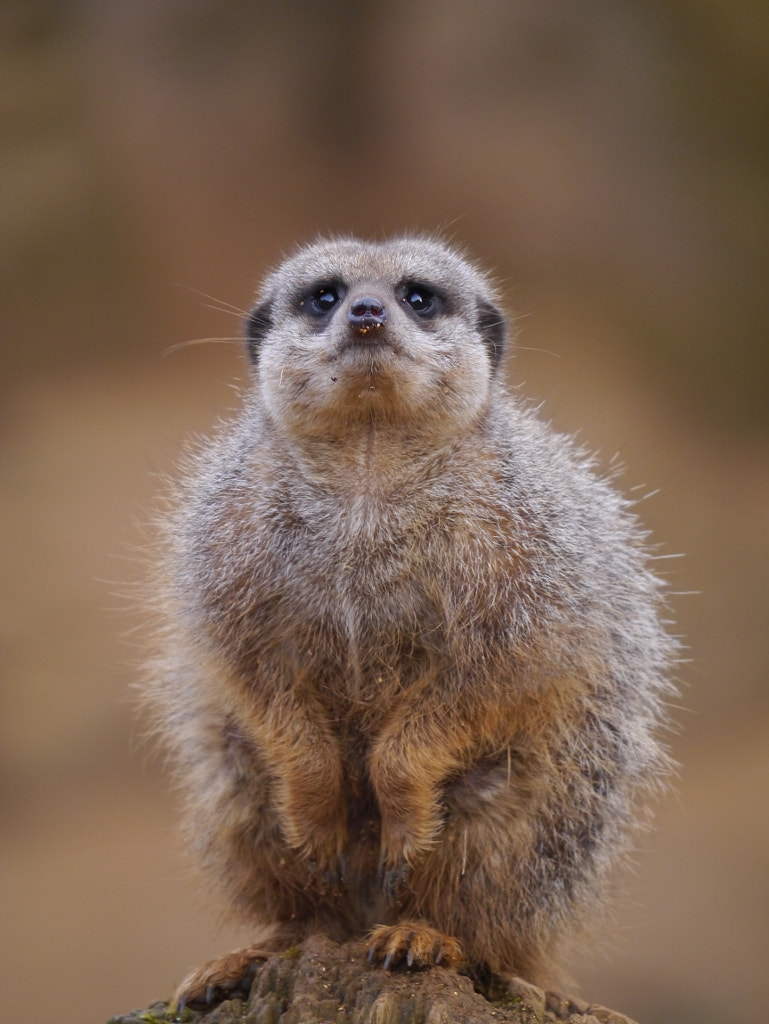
left=174, top=283, right=249, bottom=318
left=513, top=345, right=562, bottom=358
left=163, top=337, right=244, bottom=357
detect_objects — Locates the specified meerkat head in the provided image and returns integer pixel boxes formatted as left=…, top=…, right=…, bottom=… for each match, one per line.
left=244, top=236, right=508, bottom=440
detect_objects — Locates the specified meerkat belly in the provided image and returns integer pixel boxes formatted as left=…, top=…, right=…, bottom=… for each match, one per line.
left=284, top=540, right=446, bottom=753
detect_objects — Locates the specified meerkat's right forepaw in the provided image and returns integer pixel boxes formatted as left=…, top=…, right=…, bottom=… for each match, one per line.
left=171, top=945, right=268, bottom=1011
left=377, top=852, right=410, bottom=901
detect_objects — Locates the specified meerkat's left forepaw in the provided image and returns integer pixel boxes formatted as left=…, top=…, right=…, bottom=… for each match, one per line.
left=367, top=921, right=462, bottom=971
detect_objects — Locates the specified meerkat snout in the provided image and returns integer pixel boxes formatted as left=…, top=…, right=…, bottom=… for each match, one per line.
left=348, top=295, right=387, bottom=334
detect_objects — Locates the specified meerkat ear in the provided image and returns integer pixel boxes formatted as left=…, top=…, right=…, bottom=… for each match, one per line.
left=476, top=300, right=507, bottom=373
left=245, top=301, right=273, bottom=365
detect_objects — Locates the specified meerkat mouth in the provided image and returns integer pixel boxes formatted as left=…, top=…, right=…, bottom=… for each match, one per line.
left=336, top=329, right=405, bottom=358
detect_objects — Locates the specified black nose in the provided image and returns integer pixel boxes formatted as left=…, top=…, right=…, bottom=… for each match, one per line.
left=348, top=296, right=387, bottom=333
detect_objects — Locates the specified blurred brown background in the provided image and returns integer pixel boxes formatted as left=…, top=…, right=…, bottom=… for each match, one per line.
left=2, top=2, right=767, bottom=1023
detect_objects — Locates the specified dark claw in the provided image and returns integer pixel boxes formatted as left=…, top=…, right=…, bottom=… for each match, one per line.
left=182, top=988, right=220, bottom=1012
left=379, top=858, right=410, bottom=901
left=383, top=952, right=393, bottom=971
left=306, top=858, right=345, bottom=893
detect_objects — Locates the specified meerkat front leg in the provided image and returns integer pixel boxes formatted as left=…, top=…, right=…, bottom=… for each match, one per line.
left=366, top=692, right=483, bottom=968
left=233, top=673, right=347, bottom=871
left=369, top=695, right=482, bottom=870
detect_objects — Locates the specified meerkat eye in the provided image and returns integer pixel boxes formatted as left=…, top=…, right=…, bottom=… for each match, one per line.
left=405, top=287, right=432, bottom=313
left=304, top=284, right=343, bottom=317
left=401, top=283, right=443, bottom=318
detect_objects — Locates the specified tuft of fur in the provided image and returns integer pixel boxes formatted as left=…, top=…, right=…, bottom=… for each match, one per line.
left=143, top=236, right=677, bottom=1007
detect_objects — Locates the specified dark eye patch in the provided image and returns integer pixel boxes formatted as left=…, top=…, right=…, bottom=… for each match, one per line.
left=398, top=280, right=446, bottom=320
left=297, top=281, right=347, bottom=318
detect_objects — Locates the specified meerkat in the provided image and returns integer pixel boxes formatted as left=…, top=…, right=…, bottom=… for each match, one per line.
left=144, top=236, right=676, bottom=1010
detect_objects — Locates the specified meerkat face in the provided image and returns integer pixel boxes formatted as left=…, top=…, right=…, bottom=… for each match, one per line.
left=245, top=237, right=507, bottom=440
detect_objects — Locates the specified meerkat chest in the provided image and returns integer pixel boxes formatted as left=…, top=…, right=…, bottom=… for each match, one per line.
left=295, top=496, right=440, bottom=628
left=284, top=484, right=515, bottom=664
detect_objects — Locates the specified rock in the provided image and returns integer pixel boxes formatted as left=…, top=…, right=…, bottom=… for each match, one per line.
left=107, top=936, right=640, bottom=1024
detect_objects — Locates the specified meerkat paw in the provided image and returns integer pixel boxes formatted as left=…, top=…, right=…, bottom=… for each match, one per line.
left=377, top=852, right=410, bottom=901
left=367, top=921, right=462, bottom=970
left=285, top=809, right=348, bottom=877
left=171, top=944, right=270, bottom=1011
